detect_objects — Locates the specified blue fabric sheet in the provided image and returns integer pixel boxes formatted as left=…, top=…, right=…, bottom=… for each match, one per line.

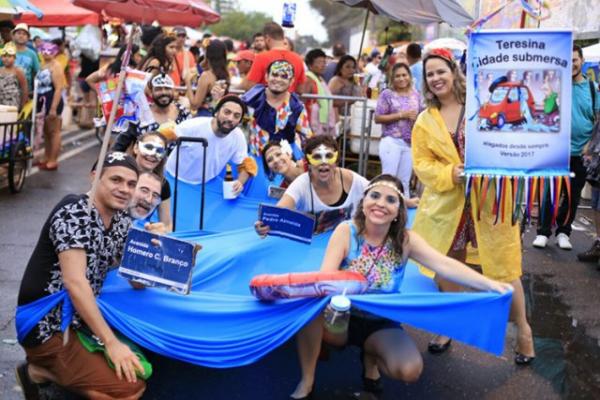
left=167, top=161, right=279, bottom=233
left=16, top=167, right=513, bottom=368
left=91, top=226, right=511, bottom=368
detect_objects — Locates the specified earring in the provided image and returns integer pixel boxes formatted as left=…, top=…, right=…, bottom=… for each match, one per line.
left=393, top=218, right=398, bottom=222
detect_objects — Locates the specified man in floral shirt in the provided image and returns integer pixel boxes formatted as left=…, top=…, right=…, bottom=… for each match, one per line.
left=240, top=60, right=313, bottom=156
left=15, top=152, right=146, bottom=399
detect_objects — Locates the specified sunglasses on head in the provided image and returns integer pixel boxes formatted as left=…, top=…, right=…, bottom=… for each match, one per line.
left=138, top=141, right=166, bottom=158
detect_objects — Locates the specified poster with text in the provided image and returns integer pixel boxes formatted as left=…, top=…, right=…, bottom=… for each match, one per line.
left=465, top=29, right=572, bottom=177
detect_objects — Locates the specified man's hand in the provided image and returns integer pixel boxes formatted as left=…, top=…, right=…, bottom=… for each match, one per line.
left=105, top=339, right=144, bottom=383
left=144, top=222, right=168, bottom=236
left=232, top=179, right=244, bottom=196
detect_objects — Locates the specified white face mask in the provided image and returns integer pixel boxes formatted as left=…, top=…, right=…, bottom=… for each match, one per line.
left=138, top=140, right=166, bottom=159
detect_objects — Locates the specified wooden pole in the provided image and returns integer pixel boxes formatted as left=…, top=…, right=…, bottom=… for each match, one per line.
left=357, top=9, right=370, bottom=61
left=87, top=25, right=136, bottom=210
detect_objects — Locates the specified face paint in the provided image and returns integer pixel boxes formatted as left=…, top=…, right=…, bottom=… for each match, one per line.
left=138, top=140, right=166, bottom=159
left=268, top=61, right=294, bottom=80
left=306, top=144, right=338, bottom=166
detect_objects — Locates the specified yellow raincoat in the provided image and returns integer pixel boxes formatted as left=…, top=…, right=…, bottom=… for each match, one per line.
left=411, top=107, right=522, bottom=283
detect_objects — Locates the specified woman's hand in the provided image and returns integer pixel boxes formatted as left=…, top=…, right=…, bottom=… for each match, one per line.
left=48, top=109, right=58, bottom=118
left=452, top=164, right=464, bottom=184
left=254, top=221, right=270, bottom=238
left=210, top=82, right=226, bottom=102
left=405, top=197, right=420, bottom=208
left=402, top=109, right=418, bottom=121
left=486, top=280, right=513, bottom=294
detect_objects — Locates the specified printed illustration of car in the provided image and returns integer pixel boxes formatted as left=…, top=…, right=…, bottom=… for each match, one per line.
left=479, top=78, right=536, bottom=129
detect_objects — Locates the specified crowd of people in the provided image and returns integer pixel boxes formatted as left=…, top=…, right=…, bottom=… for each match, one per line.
left=5, top=17, right=599, bottom=400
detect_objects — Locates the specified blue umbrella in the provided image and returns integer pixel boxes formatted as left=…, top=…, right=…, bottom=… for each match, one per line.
left=0, top=0, right=43, bottom=19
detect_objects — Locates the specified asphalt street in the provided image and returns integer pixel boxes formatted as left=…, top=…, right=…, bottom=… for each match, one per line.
left=1, top=142, right=599, bottom=399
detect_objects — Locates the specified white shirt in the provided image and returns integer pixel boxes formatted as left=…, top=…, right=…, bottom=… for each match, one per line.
left=165, top=117, right=248, bottom=184
left=365, top=62, right=383, bottom=89
left=284, top=170, right=368, bottom=214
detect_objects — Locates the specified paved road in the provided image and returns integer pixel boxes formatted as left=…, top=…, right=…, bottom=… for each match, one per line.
left=1, top=142, right=599, bottom=399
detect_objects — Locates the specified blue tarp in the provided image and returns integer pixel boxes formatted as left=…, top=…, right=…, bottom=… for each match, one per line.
left=17, top=167, right=512, bottom=368
left=93, top=226, right=511, bottom=368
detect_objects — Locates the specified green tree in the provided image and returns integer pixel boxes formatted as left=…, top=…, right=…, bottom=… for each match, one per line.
left=210, top=11, right=272, bottom=42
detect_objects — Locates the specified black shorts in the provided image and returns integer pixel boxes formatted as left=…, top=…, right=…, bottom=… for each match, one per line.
left=36, top=91, right=64, bottom=115
left=347, top=310, right=402, bottom=348
left=79, top=78, right=92, bottom=93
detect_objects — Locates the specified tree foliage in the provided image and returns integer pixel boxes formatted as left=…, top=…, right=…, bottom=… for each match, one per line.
left=210, top=11, right=272, bottom=42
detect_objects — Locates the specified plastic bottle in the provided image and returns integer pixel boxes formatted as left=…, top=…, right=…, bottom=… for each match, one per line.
left=371, top=85, right=379, bottom=100
left=323, top=295, right=351, bottom=335
left=222, top=165, right=237, bottom=199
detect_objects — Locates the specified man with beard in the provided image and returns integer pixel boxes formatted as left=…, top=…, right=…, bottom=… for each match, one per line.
left=252, top=32, right=265, bottom=53
left=129, top=171, right=168, bottom=231
left=112, top=73, right=190, bottom=152
left=238, top=60, right=313, bottom=156
left=165, top=95, right=257, bottom=195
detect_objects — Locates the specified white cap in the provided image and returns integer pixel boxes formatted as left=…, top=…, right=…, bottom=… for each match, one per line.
left=330, top=295, right=351, bottom=312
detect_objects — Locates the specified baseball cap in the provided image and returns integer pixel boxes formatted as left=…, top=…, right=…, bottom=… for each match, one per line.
left=151, top=73, right=175, bottom=89
left=232, top=50, right=255, bottom=62
left=173, top=26, right=186, bottom=36
left=11, top=23, right=29, bottom=36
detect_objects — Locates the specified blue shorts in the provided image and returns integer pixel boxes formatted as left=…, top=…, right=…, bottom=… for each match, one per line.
left=591, top=187, right=600, bottom=211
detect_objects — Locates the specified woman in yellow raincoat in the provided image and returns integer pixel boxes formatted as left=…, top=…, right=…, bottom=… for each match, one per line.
left=411, top=48, right=535, bottom=364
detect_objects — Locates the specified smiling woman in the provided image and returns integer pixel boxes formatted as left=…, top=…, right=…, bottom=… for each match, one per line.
left=254, top=135, right=369, bottom=237
left=289, top=174, right=513, bottom=399
left=411, top=48, right=535, bottom=364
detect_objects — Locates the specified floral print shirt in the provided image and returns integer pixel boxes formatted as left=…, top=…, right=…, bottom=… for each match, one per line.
left=374, top=88, right=421, bottom=144
left=341, top=221, right=406, bottom=293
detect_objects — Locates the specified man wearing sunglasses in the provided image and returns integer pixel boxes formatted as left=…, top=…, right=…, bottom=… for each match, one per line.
left=165, top=95, right=257, bottom=195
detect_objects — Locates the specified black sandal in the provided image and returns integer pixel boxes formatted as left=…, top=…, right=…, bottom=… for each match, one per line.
left=514, top=351, right=535, bottom=365
left=427, top=338, right=452, bottom=354
left=15, top=362, right=41, bottom=400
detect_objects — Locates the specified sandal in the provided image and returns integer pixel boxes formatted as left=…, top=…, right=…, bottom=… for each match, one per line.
left=514, top=351, right=535, bottom=365
left=15, top=362, right=40, bottom=400
left=427, top=338, right=452, bottom=354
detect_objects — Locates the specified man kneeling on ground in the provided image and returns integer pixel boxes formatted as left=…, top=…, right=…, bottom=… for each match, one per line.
left=15, top=152, right=146, bottom=399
